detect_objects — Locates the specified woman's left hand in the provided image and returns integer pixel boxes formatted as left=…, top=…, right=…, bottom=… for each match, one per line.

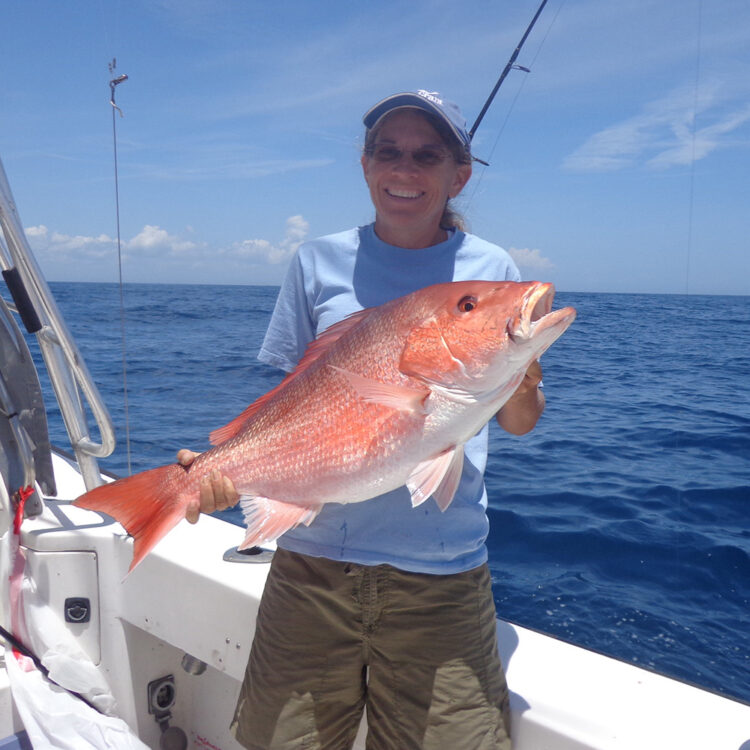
left=177, top=449, right=240, bottom=523
left=496, top=360, right=545, bottom=435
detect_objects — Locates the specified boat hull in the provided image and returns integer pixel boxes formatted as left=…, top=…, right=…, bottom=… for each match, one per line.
left=0, top=450, right=745, bottom=749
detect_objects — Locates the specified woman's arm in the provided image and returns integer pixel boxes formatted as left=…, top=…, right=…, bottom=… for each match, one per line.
left=495, top=359, right=545, bottom=436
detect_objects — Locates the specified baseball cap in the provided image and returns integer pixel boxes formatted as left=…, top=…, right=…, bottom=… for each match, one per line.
left=362, top=89, right=472, bottom=153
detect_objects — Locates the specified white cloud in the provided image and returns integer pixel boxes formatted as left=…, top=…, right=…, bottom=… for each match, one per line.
left=509, top=247, right=555, bottom=273
left=563, top=82, right=750, bottom=172
left=26, top=225, right=116, bottom=258
left=230, top=215, right=309, bottom=265
left=26, top=223, right=203, bottom=260
left=25, top=215, right=310, bottom=283
left=50, top=231, right=116, bottom=254
left=648, top=102, right=750, bottom=168
left=126, top=225, right=199, bottom=255
left=26, top=216, right=309, bottom=271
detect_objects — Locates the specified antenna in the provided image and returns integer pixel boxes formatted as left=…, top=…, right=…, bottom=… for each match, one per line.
left=109, top=58, right=129, bottom=117
left=108, top=59, right=132, bottom=476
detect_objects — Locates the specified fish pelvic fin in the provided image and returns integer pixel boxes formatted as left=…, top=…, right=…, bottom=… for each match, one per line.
left=329, top=366, right=429, bottom=414
left=407, top=446, right=464, bottom=512
left=73, top=465, right=187, bottom=573
left=238, top=496, right=322, bottom=549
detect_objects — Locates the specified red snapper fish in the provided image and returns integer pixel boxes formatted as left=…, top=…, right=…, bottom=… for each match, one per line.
left=74, top=280, right=576, bottom=571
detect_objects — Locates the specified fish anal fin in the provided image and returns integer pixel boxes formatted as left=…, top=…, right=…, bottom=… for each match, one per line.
left=238, top=496, right=321, bottom=549
left=329, top=366, right=429, bottom=414
left=431, top=446, right=464, bottom=511
left=406, top=446, right=464, bottom=511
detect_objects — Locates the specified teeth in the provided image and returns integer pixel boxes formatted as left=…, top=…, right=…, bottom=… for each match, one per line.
left=387, top=188, right=422, bottom=199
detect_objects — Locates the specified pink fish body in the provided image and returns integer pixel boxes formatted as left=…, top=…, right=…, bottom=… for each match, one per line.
left=75, top=280, right=576, bottom=570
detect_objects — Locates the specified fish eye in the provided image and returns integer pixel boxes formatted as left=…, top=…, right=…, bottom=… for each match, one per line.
left=457, top=295, right=478, bottom=313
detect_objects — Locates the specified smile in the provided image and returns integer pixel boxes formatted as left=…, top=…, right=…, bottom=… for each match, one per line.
left=385, top=187, right=424, bottom=199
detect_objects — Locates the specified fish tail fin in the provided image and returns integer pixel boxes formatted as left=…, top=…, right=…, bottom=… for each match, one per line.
left=73, top=465, right=187, bottom=572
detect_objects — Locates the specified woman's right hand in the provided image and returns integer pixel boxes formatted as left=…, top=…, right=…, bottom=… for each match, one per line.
left=177, top=449, right=240, bottom=523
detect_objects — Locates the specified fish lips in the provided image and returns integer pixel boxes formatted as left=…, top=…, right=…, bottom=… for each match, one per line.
left=508, top=282, right=577, bottom=352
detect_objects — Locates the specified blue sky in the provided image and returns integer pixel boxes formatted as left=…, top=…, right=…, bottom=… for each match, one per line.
left=1, top=0, right=749, bottom=294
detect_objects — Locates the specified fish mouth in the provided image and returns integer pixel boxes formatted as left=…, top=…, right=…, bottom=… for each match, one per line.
left=509, top=282, right=577, bottom=345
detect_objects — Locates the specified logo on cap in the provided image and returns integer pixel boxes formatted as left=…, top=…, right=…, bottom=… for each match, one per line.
left=416, top=90, right=444, bottom=107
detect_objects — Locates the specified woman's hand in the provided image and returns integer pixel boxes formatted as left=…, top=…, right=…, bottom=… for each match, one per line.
left=176, top=449, right=240, bottom=523
left=496, top=359, right=545, bottom=436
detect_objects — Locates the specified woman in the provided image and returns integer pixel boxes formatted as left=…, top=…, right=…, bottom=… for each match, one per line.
left=183, top=90, right=544, bottom=750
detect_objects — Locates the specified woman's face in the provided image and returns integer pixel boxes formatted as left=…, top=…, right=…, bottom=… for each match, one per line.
left=361, top=109, right=472, bottom=248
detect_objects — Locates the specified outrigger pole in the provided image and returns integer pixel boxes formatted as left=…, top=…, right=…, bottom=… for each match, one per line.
left=108, top=59, right=133, bottom=476
left=468, top=0, right=550, bottom=141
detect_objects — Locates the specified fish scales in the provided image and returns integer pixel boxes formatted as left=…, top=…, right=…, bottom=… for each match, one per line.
left=74, top=280, right=576, bottom=571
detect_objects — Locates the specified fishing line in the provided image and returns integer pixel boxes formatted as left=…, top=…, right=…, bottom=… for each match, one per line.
left=464, top=0, right=566, bottom=214
left=684, top=0, right=704, bottom=295
left=109, top=62, right=132, bottom=476
left=670, top=0, right=704, bottom=586
left=96, top=0, right=121, bottom=56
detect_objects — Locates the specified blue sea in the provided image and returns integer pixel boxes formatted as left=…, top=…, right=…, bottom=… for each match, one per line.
left=28, top=282, right=750, bottom=705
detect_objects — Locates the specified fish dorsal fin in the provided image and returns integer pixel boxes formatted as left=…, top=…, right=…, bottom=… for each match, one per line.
left=209, top=307, right=373, bottom=445
left=300, top=306, right=373, bottom=365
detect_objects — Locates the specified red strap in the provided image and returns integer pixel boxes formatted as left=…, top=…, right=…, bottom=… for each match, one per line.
left=13, top=486, right=34, bottom=535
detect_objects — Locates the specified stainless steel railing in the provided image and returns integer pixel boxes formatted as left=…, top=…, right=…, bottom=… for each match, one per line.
left=0, top=155, right=115, bottom=491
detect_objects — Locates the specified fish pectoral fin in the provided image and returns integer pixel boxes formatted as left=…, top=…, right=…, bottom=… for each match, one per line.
left=406, top=446, right=464, bottom=512
left=238, top=496, right=321, bottom=549
left=329, top=366, right=429, bottom=414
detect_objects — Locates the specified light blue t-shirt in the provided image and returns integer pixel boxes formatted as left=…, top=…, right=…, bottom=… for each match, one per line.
left=258, top=223, right=521, bottom=574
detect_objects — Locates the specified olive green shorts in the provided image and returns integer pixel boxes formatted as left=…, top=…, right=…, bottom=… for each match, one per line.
left=231, top=547, right=511, bottom=750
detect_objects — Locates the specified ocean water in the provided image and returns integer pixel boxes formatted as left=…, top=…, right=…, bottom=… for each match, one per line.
left=26, top=282, right=750, bottom=704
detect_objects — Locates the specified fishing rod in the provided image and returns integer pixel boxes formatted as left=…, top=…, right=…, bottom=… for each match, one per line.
left=0, top=623, right=106, bottom=715
left=469, top=0, right=550, bottom=141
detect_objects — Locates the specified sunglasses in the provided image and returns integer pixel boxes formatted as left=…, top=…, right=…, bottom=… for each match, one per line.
left=365, top=143, right=454, bottom=167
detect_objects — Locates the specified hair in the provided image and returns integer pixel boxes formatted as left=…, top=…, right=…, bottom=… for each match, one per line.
left=363, top=108, right=472, bottom=232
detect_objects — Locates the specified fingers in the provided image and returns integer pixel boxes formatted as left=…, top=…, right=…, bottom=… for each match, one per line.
left=524, top=359, right=543, bottom=388
left=185, top=469, right=239, bottom=524
left=176, top=450, right=239, bottom=523
left=221, top=475, right=239, bottom=506
left=509, top=360, right=543, bottom=400
left=186, top=498, right=201, bottom=525
left=199, top=470, right=223, bottom=516
left=205, top=470, right=239, bottom=511
left=177, top=449, right=199, bottom=466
